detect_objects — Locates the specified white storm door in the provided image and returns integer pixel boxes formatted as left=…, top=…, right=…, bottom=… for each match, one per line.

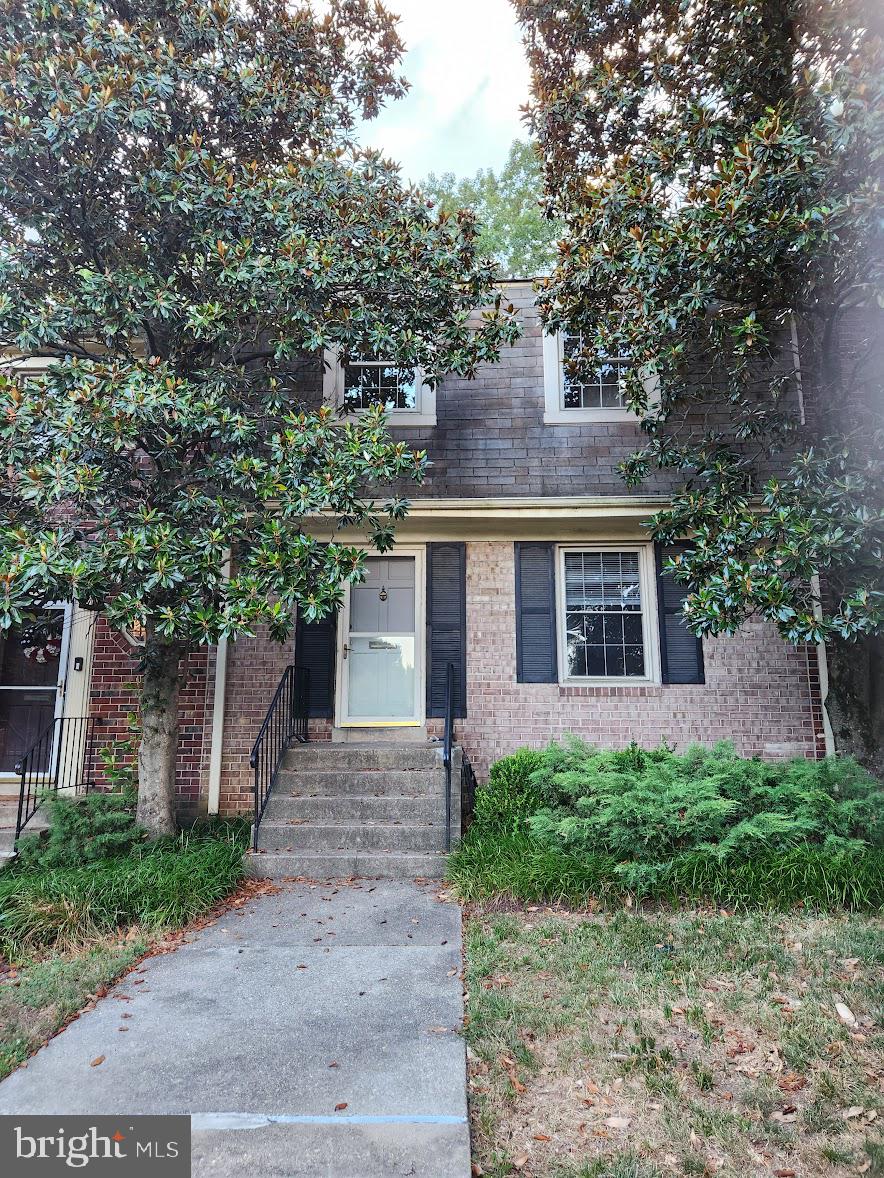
left=338, top=553, right=424, bottom=726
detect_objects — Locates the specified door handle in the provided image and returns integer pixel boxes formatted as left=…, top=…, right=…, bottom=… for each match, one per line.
left=342, top=643, right=350, bottom=660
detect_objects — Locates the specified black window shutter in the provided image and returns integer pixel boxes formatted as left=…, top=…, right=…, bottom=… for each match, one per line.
left=295, top=610, right=337, bottom=717
left=655, top=543, right=705, bottom=685
left=515, top=542, right=558, bottom=684
left=426, top=542, right=467, bottom=718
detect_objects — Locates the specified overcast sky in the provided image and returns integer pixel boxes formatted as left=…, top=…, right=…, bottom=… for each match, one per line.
left=354, top=0, right=531, bottom=185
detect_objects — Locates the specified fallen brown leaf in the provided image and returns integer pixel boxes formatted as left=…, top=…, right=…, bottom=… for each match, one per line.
left=90, top=1056, right=105, bottom=1067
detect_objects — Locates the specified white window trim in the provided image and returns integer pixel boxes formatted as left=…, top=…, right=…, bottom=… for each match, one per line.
left=542, top=331, right=659, bottom=424
left=555, top=542, right=661, bottom=686
left=323, top=348, right=437, bottom=426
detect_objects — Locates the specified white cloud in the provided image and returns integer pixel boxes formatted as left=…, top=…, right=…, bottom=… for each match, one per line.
left=355, top=0, right=531, bottom=184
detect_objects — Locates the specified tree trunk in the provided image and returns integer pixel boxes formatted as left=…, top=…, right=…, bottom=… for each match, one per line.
left=825, top=633, right=884, bottom=778
left=136, top=634, right=183, bottom=837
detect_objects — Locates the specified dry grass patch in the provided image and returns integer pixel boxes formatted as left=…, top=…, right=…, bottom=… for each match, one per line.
left=0, top=934, right=147, bottom=1079
left=464, top=906, right=883, bottom=1178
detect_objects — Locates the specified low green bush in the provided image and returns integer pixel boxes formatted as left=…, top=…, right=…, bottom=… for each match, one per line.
left=0, top=831, right=246, bottom=955
left=452, top=738, right=884, bottom=910
left=526, top=738, right=882, bottom=864
left=15, top=788, right=143, bottom=872
left=473, top=747, right=546, bottom=834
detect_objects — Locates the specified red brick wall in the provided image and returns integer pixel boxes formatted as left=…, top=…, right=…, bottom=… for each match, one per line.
left=458, top=542, right=824, bottom=779
left=86, top=539, right=826, bottom=815
left=217, top=626, right=294, bottom=815
left=87, top=618, right=212, bottom=818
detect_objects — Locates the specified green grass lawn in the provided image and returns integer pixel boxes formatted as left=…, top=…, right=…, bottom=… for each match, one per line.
left=463, top=904, right=884, bottom=1178
left=0, top=934, right=148, bottom=1080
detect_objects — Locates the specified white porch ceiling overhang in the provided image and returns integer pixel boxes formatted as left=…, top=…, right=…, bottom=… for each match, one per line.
left=309, top=495, right=673, bottom=543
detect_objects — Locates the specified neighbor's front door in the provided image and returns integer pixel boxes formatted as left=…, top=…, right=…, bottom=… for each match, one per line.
left=337, top=553, right=424, bottom=726
left=0, top=606, right=71, bottom=775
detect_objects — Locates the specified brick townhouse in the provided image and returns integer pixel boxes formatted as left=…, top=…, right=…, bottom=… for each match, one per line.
left=0, top=281, right=829, bottom=870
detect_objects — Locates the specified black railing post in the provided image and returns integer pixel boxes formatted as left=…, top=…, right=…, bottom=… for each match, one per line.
left=83, top=716, right=97, bottom=790
left=442, top=661, right=455, bottom=853
left=13, top=757, right=26, bottom=846
left=251, top=751, right=260, bottom=853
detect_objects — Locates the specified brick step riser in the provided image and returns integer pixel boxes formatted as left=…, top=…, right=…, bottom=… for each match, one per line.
left=264, top=795, right=444, bottom=823
left=256, top=823, right=446, bottom=853
left=248, top=851, right=447, bottom=881
left=273, top=768, right=443, bottom=796
left=282, top=747, right=442, bottom=772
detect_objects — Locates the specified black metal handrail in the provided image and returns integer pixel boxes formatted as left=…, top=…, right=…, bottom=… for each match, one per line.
left=14, top=714, right=103, bottom=846
left=249, top=665, right=309, bottom=851
left=442, top=661, right=455, bottom=852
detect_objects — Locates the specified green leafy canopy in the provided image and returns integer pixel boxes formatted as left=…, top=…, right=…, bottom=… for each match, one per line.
left=0, top=0, right=521, bottom=647
left=514, top=0, right=884, bottom=648
left=422, top=139, right=562, bottom=279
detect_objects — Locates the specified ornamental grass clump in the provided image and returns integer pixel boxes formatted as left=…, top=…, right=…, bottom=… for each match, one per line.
left=0, top=832, right=246, bottom=956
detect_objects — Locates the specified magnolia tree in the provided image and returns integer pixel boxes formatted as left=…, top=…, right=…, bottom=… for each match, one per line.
left=514, top=0, right=884, bottom=771
left=0, top=0, right=519, bottom=834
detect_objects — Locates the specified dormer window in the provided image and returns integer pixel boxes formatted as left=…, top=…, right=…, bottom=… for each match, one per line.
left=323, top=350, right=437, bottom=426
left=542, top=330, right=656, bottom=424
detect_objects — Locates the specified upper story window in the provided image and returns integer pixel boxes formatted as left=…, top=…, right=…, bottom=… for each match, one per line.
left=342, top=359, right=419, bottom=412
left=323, top=350, right=436, bottom=426
left=561, top=334, right=629, bottom=410
left=542, top=331, right=656, bottom=424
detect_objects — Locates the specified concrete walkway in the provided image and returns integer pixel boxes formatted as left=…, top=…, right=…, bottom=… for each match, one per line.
left=0, top=881, right=470, bottom=1177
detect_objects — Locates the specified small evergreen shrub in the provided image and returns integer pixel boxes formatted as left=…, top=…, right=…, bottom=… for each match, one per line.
left=451, top=738, right=884, bottom=909
left=473, top=747, right=545, bottom=834
left=526, top=739, right=882, bottom=868
left=15, top=788, right=143, bottom=872
left=446, top=831, right=884, bottom=910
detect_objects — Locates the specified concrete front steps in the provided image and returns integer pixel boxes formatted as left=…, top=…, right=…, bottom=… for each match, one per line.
left=250, top=742, right=452, bottom=880
left=0, top=793, right=48, bottom=860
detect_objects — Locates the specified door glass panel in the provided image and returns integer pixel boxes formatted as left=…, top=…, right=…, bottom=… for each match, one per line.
left=0, top=617, right=62, bottom=688
left=347, top=636, right=415, bottom=719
